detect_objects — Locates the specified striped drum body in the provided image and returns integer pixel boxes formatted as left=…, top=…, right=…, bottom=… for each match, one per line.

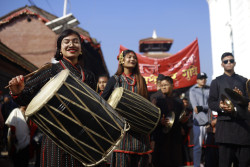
left=26, top=69, right=127, bottom=167
left=108, top=87, right=161, bottom=135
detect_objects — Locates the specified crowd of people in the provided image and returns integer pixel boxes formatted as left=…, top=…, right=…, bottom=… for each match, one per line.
left=0, top=29, right=249, bottom=167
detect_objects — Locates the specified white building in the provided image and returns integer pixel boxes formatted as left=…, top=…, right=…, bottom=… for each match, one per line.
left=207, top=0, right=250, bottom=79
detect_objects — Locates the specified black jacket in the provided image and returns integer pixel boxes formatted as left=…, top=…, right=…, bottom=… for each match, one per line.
left=208, top=73, right=250, bottom=145
left=14, top=58, right=96, bottom=106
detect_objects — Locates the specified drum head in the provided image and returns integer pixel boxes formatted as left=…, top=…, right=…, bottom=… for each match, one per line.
left=107, top=87, right=123, bottom=108
left=25, top=69, right=70, bottom=116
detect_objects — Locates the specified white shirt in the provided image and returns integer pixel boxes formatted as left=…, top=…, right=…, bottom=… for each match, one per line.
left=5, top=108, right=30, bottom=151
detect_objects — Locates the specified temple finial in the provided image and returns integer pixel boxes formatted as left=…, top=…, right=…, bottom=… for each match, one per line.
left=152, top=30, right=157, bottom=39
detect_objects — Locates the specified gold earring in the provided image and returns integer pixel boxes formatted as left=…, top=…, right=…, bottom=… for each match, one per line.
left=60, top=52, right=62, bottom=55
left=80, top=51, right=82, bottom=55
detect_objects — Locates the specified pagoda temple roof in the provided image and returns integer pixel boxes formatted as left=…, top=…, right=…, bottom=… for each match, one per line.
left=139, top=37, right=173, bottom=44
left=142, top=52, right=173, bottom=58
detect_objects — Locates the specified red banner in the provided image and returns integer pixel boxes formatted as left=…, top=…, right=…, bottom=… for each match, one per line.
left=119, top=39, right=200, bottom=91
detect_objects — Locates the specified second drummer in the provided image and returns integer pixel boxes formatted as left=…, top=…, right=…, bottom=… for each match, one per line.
left=102, top=49, right=152, bottom=167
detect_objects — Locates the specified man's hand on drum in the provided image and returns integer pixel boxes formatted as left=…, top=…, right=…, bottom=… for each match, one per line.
left=9, top=75, right=25, bottom=96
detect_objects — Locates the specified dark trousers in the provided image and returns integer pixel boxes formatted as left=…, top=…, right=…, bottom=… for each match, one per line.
left=12, top=145, right=30, bottom=167
left=218, top=143, right=250, bottom=167
left=205, top=132, right=219, bottom=167
left=182, top=144, right=193, bottom=166
left=111, top=152, right=149, bottom=167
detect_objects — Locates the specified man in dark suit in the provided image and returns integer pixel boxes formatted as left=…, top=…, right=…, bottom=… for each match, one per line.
left=208, top=52, right=250, bottom=167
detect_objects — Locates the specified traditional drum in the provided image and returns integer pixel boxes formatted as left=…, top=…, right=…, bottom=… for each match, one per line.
left=107, top=87, right=161, bottom=135
left=25, top=69, right=127, bottom=167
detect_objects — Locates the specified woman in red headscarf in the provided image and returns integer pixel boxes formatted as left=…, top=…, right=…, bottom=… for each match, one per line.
left=102, top=50, right=152, bottom=167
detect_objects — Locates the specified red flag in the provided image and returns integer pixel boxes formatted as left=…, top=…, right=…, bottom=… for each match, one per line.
left=119, top=39, right=200, bottom=91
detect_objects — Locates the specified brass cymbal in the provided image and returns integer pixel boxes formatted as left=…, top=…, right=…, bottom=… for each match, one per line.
left=221, top=94, right=234, bottom=108
left=221, top=94, right=237, bottom=117
left=162, top=112, right=175, bottom=134
left=225, top=88, right=248, bottom=106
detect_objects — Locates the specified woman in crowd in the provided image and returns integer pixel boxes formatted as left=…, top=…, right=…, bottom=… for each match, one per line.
left=101, top=49, right=152, bottom=167
left=8, top=29, right=96, bottom=166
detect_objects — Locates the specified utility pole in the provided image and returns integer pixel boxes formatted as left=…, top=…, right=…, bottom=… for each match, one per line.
left=63, top=0, right=68, bottom=16
left=228, top=0, right=234, bottom=55
left=46, top=0, right=79, bottom=34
